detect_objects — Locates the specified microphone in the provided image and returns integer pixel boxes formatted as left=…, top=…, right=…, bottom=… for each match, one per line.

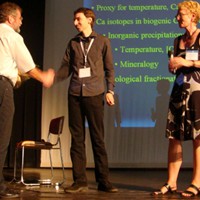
left=168, top=49, right=176, bottom=73
left=168, top=50, right=174, bottom=59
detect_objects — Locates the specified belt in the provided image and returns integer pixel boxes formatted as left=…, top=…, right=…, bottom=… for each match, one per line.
left=0, top=75, right=13, bottom=87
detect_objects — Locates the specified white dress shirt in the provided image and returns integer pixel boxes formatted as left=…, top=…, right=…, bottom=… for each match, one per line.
left=0, top=23, right=35, bottom=86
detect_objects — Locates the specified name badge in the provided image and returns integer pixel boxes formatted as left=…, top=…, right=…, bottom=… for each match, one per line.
left=185, top=50, right=198, bottom=61
left=79, top=67, right=91, bottom=78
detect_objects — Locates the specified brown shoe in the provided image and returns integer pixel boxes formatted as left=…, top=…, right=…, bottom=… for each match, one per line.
left=98, top=182, right=118, bottom=193
left=64, top=183, right=88, bottom=193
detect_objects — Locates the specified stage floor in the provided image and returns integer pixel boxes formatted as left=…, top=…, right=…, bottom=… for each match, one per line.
left=3, top=168, right=197, bottom=199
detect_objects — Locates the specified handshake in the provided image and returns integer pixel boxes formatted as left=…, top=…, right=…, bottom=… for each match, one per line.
left=42, top=68, right=55, bottom=88
left=19, top=66, right=56, bottom=89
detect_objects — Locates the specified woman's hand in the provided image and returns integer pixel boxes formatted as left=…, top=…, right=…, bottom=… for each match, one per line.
left=168, top=57, right=185, bottom=73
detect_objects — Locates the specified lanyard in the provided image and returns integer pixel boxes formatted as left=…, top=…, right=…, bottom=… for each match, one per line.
left=80, top=38, right=94, bottom=67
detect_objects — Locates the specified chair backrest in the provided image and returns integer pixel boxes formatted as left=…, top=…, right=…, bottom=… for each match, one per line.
left=47, top=116, right=65, bottom=146
left=49, top=116, right=65, bottom=135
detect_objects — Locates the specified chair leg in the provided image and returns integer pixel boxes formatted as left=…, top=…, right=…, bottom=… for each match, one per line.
left=20, top=147, right=25, bottom=183
left=20, top=147, right=40, bottom=186
left=49, top=149, right=54, bottom=180
left=10, top=148, right=18, bottom=183
left=59, top=140, right=66, bottom=183
left=13, top=148, right=17, bottom=180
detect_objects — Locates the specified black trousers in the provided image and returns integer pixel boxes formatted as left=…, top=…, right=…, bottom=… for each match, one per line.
left=0, top=79, right=14, bottom=190
left=68, top=94, right=109, bottom=184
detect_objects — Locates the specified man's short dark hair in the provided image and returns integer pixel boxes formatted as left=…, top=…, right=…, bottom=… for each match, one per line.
left=74, top=7, right=95, bottom=28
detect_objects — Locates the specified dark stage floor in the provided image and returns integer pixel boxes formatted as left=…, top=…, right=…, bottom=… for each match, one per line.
left=3, top=168, right=198, bottom=199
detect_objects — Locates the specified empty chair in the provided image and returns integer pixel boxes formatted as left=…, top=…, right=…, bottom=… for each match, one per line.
left=13, top=116, right=66, bottom=186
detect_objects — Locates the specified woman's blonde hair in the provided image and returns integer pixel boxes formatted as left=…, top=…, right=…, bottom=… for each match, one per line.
left=178, top=1, right=200, bottom=24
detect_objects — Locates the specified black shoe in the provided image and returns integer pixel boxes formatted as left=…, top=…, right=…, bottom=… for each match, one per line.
left=0, top=188, right=19, bottom=198
left=64, top=182, right=88, bottom=193
left=98, top=182, right=118, bottom=193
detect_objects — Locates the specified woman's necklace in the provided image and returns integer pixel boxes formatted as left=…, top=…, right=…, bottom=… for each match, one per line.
left=184, top=28, right=198, bottom=48
left=185, top=28, right=198, bottom=40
